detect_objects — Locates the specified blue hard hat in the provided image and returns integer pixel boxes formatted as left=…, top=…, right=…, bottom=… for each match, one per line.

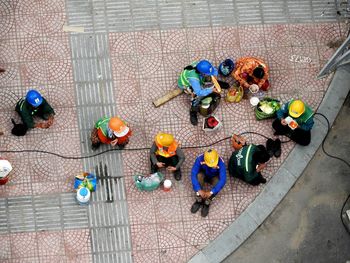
left=219, top=59, right=235, bottom=76
left=196, top=60, right=217, bottom=76
left=26, top=90, right=43, bottom=107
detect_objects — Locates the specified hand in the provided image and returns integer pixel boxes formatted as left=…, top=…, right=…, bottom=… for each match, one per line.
left=281, top=119, right=288, bottom=126
left=166, top=166, right=177, bottom=172
left=256, top=163, right=266, bottom=172
left=204, top=191, right=212, bottom=199
left=46, top=115, right=54, bottom=127
left=111, top=138, right=119, bottom=146
left=36, top=122, right=49, bottom=129
left=156, top=162, right=165, bottom=168
left=198, top=190, right=206, bottom=199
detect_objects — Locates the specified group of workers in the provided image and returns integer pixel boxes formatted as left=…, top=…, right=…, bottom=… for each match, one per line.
left=4, top=57, right=315, bottom=217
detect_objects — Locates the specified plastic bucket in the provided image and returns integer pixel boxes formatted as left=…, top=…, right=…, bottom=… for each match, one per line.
left=163, top=179, right=172, bottom=192
left=76, top=187, right=91, bottom=205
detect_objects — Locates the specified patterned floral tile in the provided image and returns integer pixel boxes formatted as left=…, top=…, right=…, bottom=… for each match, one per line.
left=0, top=234, right=11, bottom=261
left=238, top=25, right=266, bottom=48
left=264, top=24, right=290, bottom=47
left=132, top=249, right=160, bottom=263
left=288, top=24, right=317, bottom=47
left=157, top=222, right=186, bottom=248
left=154, top=197, right=183, bottom=223
left=63, top=229, right=91, bottom=257
left=135, top=31, right=162, bottom=55
left=128, top=198, right=157, bottom=225
left=186, top=28, right=214, bottom=51
left=10, top=232, right=38, bottom=259
left=315, top=22, right=342, bottom=47
left=159, top=246, right=187, bottom=263
left=161, top=29, right=188, bottom=53
left=131, top=224, right=159, bottom=250
left=183, top=220, right=211, bottom=247
left=37, top=231, right=64, bottom=256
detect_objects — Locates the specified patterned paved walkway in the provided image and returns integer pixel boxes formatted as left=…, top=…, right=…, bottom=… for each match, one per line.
left=0, top=0, right=347, bottom=262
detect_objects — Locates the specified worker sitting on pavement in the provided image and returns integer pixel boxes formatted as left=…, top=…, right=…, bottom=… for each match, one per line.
left=232, top=57, right=269, bottom=91
left=150, top=133, right=185, bottom=181
left=91, top=116, right=132, bottom=150
left=15, top=89, right=55, bottom=131
left=191, top=149, right=226, bottom=217
left=178, top=60, right=228, bottom=126
left=228, top=144, right=270, bottom=186
left=272, top=99, right=314, bottom=146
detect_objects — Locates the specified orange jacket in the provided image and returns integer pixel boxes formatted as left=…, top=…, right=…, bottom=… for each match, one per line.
left=97, top=128, right=132, bottom=145
left=155, top=140, right=178, bottom=158
left=232, top=57, right=269, bottom=89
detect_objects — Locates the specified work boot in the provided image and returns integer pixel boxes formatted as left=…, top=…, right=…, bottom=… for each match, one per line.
left=260, top=177, right=267, bottom=184
left=174, top=169, right=182, bottom=181
left=91, top=143, right=101, bottom=151
left=201, top=203, right=210, bottom=217
left=190, top=201, right=202, bottom=214
left=190, top=111, right=198, bottom=126
left=266, top=138, right=274, bottom=157
left=273, top=139, right=281, bottom=158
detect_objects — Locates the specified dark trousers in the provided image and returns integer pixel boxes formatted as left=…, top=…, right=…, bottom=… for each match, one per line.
left=190, top=92, right=221, bottom=117
left=150, top=155, right=180, bottom=173
left=194, top=171, right=218, bottom=204
left=232, top=170, right=265, bottom=186
left=272, top=118, right=311, bottom=146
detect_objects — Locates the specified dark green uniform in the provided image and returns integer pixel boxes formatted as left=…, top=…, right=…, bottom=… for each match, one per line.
left=15, top=98, right=55, bottom=128
left=228, top=144, right=260, bottom=183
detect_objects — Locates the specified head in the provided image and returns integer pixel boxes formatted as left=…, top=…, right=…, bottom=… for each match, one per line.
left=204, top=149, right=219, bottom=168
left=196, top=60, right=217, bottom=76
left=156, top=133, right=175, bottom=149
left=289, top=100, right=305, bottom=118
left=108, top=117, right=129, bottom=138
left=254, top=145, right=270, bottom=164
left=253, top=66, right=265, bottom=79
left=26, top=90, right=43, bottom=107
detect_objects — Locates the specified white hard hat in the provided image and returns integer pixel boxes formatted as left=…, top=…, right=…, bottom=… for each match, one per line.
left=0, top=160, right=13, bottom=179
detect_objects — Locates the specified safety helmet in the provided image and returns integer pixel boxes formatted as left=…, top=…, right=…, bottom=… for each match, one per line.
left=204, top=149, right=219, bottom=168
left=289, top=100, right=305, bottom=118
left=108, top=117, right=129, bottom=137
left=26, top=90, right=43, bottom=107
left=156, top=133, right=174, bottom=147
left=0, top=159, right=12, bottom=179
left=219, top=59, right=235, bottom=76
left=196, top=60, right=217, bottom=76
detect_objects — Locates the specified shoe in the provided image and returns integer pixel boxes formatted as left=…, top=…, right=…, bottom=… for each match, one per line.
left=201, top=204, right=210, bottom=217
left=191, top=201, right=202, bottom=214
left=91, top=143, right=101, bottom=151
left=174, top=170, right=182, bottom=181
left=260, top=177, right=267, bottom=184
left=273, top=139, right=281, bottom=158
left=190, top=111, right=198, bottom=126
left=266, top=138, right=274, bottom=157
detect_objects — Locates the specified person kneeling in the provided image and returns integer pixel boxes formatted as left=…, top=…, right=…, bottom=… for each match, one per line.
left=191, top=149, right=226, bottom=217
left=272, top=99, right=314, bottom=146
left=150, top=133, right=185, bottom=181
left=228, top=144, right=270, bottom=186
left=90, top=116, right=132, bottom=150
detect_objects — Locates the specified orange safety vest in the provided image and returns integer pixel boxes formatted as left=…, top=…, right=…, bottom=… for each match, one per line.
left=155, top=140, right=178, bottom=158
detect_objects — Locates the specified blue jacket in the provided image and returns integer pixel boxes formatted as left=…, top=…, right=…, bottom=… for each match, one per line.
left=191, top=154, right=226, bottom=195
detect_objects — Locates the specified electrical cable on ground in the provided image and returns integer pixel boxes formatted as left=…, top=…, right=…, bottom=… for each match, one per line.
left=0, top=131, right=290, bottom=160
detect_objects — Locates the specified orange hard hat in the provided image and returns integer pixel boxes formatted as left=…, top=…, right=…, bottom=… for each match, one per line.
left=108, top=117, right=129, bottom=137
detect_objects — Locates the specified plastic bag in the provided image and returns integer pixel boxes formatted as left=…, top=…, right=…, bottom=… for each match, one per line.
left=74, top=172, right=98, bottom=192
left=134, top=172, right=164, bottom=191
left=255, top=98, right=281, bottom=120
left=225, top=86, right=243, bottom=103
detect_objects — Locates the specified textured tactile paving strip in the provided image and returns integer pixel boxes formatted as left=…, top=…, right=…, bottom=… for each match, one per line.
left=66, top=0, right=339, bottom=34
left=0, top=193, right=88, bottom=234
left=69, top=30, right=132, bottom=261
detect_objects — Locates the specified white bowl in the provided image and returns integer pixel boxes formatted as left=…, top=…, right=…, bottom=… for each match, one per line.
left=250, top=97, right=260, bottom=107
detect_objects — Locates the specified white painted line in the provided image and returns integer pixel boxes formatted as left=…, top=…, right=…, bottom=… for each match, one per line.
left=63, top=25, right=85, bottom=33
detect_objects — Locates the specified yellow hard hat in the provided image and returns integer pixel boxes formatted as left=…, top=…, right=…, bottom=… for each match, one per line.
left=204, top=149, right=219, bottom=168
left=156, top=133, right=174, bottom=147
left=109, top=117, right=129, bottom=137
left=289, top=100, right=305, bottom=118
